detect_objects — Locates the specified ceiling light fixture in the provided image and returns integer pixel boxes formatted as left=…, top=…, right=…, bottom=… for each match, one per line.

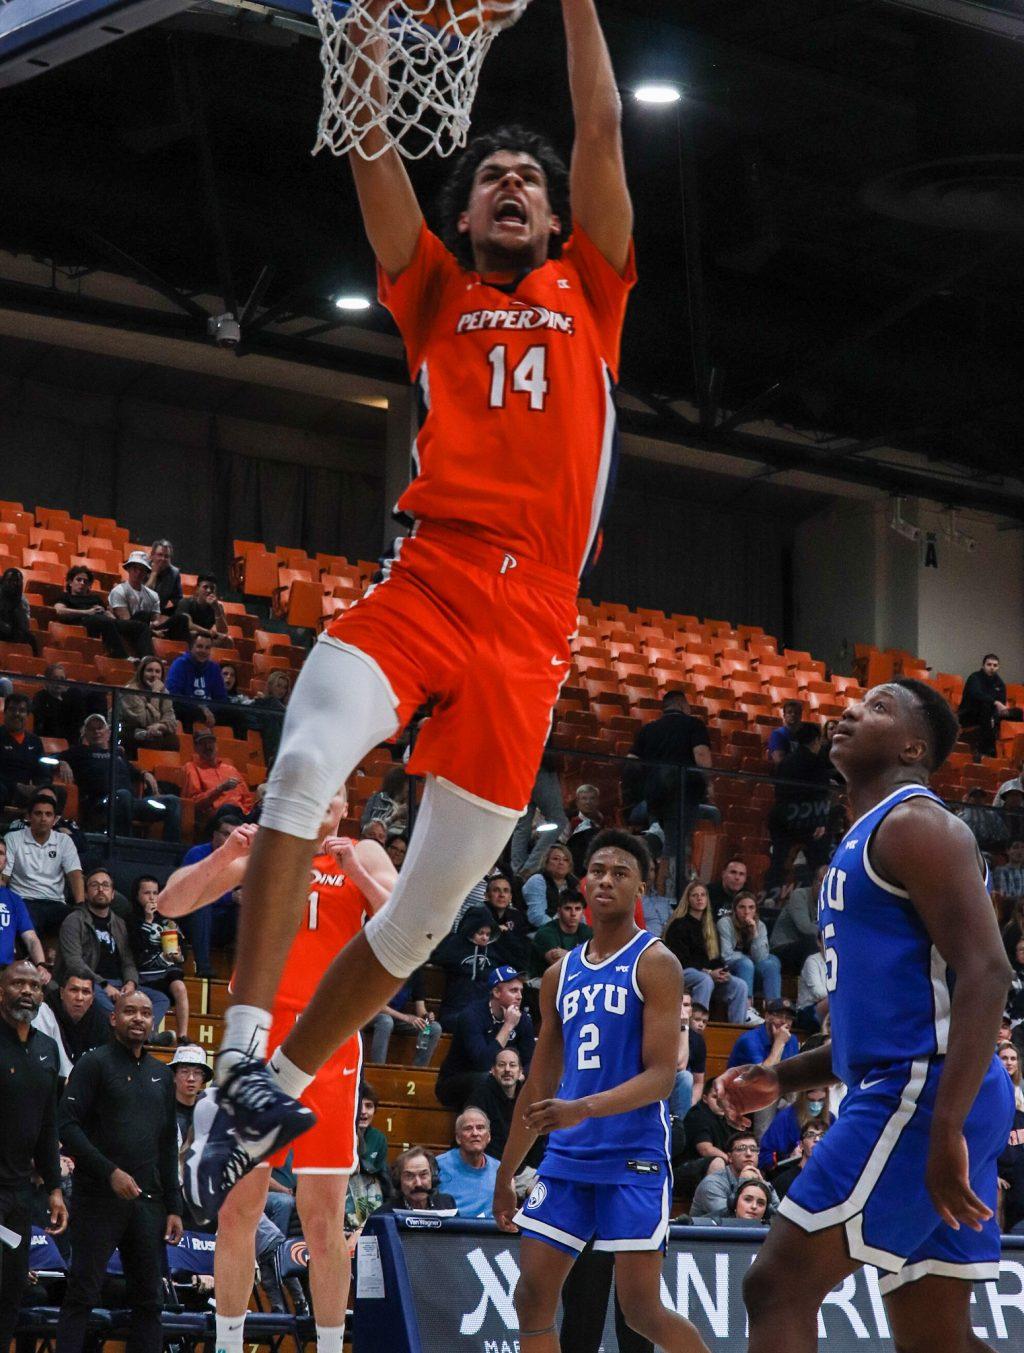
left=335, top=294, right=372, bottom=312
left=634, top=83, right=682, bottom=106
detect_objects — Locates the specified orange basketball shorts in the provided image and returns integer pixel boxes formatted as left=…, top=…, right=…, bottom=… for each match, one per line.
left=325, top=523, right=579, bottom=812
left=266, top=1007, right=361, bottom=1173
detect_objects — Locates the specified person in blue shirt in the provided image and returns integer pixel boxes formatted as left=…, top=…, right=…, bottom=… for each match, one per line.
left=164, top=633, right=228, bottom=733
left=719, top=678, right=1015, bottom=1353
left=436, top=1107, right=501, bottom=1218
left=726, top=998, right=799, bottom=1071
left=0, top=839, right=46, bottom=969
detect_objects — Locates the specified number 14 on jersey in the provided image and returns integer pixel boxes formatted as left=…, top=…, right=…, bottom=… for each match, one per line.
left=488, top=345, right=550, bottom=411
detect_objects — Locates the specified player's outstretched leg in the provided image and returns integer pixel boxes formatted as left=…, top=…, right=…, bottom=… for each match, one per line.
left=613, top=1251, right=710, bottom=1353
left=212, top=1167, right=272, bottom=1353
left=742, top=1216, right=860, bottom=1353
left=514, top=1236, right=578, bottom=1351
left=886, top=1276, right=996, bottom=1353
left=295, top=1173, right=351, bottom=1348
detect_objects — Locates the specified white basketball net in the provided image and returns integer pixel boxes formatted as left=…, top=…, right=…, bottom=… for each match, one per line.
left=311, top=0, right=532, bottom=161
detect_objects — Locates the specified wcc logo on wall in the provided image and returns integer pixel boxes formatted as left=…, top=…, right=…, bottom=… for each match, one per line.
left=396, top=1231, right=1024, bottom=1353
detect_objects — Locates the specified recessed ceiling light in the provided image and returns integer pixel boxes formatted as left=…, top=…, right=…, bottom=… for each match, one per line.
left=635, top=84, right=682, bottom=105
left=335, top=294, right=372, bottom=311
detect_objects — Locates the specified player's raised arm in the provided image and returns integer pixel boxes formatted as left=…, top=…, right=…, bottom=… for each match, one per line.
left=321, top=836, right=397, bottom=914
left=561, top=0, right=632, bottom=272
left=346, top=0, right=424, bottom=278
left=873, top=799, right=1013, bottom=1230
left=157, top=823, right=256, bottom=917
left=493, top=961, right=565, bottom=1232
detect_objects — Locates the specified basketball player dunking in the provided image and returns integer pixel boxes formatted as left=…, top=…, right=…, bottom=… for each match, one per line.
left=718, top=680, right=1014, bottom=1353
left=494, top=829, right=709, bottom=1352
left=158, top=797, right=396, bottom=1353
left=185, top=0, right=637, bottom=1219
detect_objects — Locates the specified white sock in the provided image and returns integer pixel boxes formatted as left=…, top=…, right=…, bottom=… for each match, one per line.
left=218, top=1005, right=272, bottom=1082
left=315, top=1326, right=344, bottom=1353
left=215, top=1313, right=245, bottom=1353
left=269, top=1046, right=314, bottom=1099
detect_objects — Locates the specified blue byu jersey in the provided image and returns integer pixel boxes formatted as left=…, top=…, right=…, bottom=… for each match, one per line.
left=819, top=783, right=985, bottom=1087
left=542, top=928, right=670, bottom=1185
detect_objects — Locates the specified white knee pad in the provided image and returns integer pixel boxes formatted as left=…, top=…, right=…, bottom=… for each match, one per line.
left=363, top=775, right=518, bottom=978
left=260, top=638, right=399, bottom=839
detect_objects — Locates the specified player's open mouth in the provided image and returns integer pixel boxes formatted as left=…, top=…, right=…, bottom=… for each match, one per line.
left=495, top=198, right=528, bottom=224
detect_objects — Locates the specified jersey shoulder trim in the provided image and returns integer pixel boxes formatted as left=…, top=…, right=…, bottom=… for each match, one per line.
left=861, top=786, right=944, bottom=899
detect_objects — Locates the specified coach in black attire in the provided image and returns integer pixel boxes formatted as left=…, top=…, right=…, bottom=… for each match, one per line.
left=0, top=960, right=67, bottom=1347
left=57, top=990, right=182, bottom=1353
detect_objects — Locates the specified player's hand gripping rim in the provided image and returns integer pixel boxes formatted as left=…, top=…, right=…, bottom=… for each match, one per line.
left=714, top=1064, right=781, bottom=1128
left=925, top=1131, right=993, bottom=1233
left=493, top=1177, right=520, bottom=1235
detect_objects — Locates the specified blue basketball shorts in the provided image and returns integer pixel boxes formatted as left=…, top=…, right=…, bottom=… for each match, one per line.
left=777, top=1053, right=1014, bottom=1293
left=513, top=1171, right=671, bottom=1255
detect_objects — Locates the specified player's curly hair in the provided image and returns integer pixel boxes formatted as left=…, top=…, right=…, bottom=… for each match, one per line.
left=438, top=124, right=571, bottom=269
left=584, top=829, right=652, bottom=881
left=892, top=677, right=960, bottom=771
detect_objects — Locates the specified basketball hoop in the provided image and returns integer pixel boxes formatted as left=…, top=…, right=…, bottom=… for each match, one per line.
left=312, top=0, right=533, bottom=161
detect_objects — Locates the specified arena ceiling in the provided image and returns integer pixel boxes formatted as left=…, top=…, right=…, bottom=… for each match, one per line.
left=4, top=0, right=1024, bottom=515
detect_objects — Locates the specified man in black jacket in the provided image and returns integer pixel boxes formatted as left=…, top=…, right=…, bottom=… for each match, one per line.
left=466, top=1046, right=544, bottom=1172
left=435, top=967, right=535, bottom=1110
left=764, top=723, right=833, bottom=895
left=0, top=960, right=67, bottom=1347
left=56, top=990, right=182, bottom=1353
left=0, top=693, right=68, bottom=813
left=959, top=653, right=1019, bottom=758
left=44, top=975, right=110, bottom=1067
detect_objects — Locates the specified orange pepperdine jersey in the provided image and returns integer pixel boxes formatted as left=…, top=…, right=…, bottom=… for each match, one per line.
left=379, top=221, right=637, bottom=579
left=273, top=853, right=368, bottom=1013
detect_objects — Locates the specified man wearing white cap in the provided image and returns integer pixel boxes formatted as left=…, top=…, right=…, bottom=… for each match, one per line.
left=108, top=552, right=162, bottom=658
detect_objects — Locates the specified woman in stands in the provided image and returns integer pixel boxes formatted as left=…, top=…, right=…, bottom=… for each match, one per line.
left=252, top=669, right=291, bottom=766
left=717, top=890, right=783, bottom=1017
left=521, top=842, right=578, bottom=930
left=0, top=566, right=38, bottom=655
left=757, top=1085, right=834, bottom=1171
left=54, top=564, right=129, bottom=659
left=663, top=881, right=750, bottom=1024
left=220, top=663, right=252, bottom=707
left=120, top=657, right=180, bottom=757
left=998, top=1039, right=1024, bottom=1112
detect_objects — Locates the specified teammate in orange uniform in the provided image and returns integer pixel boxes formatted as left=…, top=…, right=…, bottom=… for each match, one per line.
left=187, top=0, right=635, bottom=1220
left=158, top=800, right=395, bottom=1353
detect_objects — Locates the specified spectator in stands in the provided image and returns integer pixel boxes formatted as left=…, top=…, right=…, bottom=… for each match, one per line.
left=724, top=1178, right=775, bottom=1225
left=345, top=1086, right=391, bottom=1231
left=55, top=566, right=130, bottom=659
left=385, top=832, right=408, bottom=870
left=768, top=700, right=804, bottom=770
left=771, top=1123, right=826, bottom=1200
left=521, top=842, right=578, bottom=929
left=361, top=820, right=387, bottom=846
left=56, top=990, right=182, bottom=1353
left=2, top=793, right=83, bottom=934
left=107, top=551, right=164, bottom=658
left=663, top=881, right=749, bottom=1024
left=31, top=664, right=94, bottom=745
left=796, top=941, right=829, bottom=1031
left=181, top=728, right=255, bottom=823
left=566, top=783, right=604, bottom=874
left=1003, top=898, right=1024, bottom=963
left=0, top=692, right=70, bottom=814
left=63, top=712, right=181, bottom=842
left=998, top=1040, right=1024, bottom=1112
left=437, top=1108, right=500, bottom=1218
left=361, top=765, right=409, bottom=834
left=1008, top=937, right=1024, bottom=1026
left=671, top=990, right=706, bottom=1120
left=629, top=690, right=711, bottom=896
left=169, top=1043, right=212, bottom=1146
left=708, top=858, right=749, bottom=919
left=56, top=867, right=172, bottom=1033
left=955, top=786, right=1010, bottom=854
left=483, top=873, right=532, bottom=972
left=251, top=669, right=292, bottom=766
left=994, top=841, right=1024, bottom=913
left=129, top=875, right=190, bottom=1046
left=435, top=966, right=535, bottom=1109
left=0, top=960, right=65, bottom=1350
left=996, top=757, right=1024, bottom=807
left=164, top=632, right=228, bottom=731
left=641, top=858, right=675, bottom=938
left=119, top=657, right=179, bottom=757
left=690, top=1132, right=779, bottom=1219
left=147, top=540, right=182, bottom=622
left=174, top=808, right=247, bottom=978
left=530, top=893, right=592, bottom=978
left=0, top=838, right=46, bottom=968
left=509, top=741, right=568, bottom=876
left=432, top=905, right=497, bottom=1030
left=757, top=1086, right=833, bottom=1171
left=764, top=722, right=833, bottom=895
left=999, top=1041, right=1024, bottom=1233
left=1003, top=790, right=1024, bottom=851
left=363, top=967, right=440, bottom=1065
left=379, top=1148, right=456, bottom=1214
left=678, top=1080, right=747, bottom=1195
left=175, top=574, right=229, bottom=642
left=769, top=865, right=825, bottom=974
left=0, top=566, right=38, bottom=655
left=220, top=663, right=252, bottom=708
left=42, top=975, right=109, bottom=1067
left=718, top=891, right=781, bottom=1015
left=960, top=653, right=1023, bottom=758
left=727, top=996, right=799, bottom=1071
left=466, top=1047, right=531, bottom=1166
